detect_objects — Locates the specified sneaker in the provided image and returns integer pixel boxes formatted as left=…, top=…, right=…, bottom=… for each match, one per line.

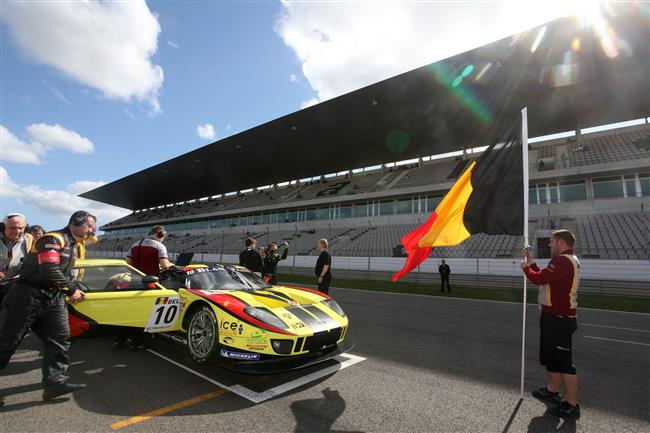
left=532, top=387, right=562, bottom=404
left=550, top=401, right=581, bottom=420
left=43, top=382, right=86, bottom=401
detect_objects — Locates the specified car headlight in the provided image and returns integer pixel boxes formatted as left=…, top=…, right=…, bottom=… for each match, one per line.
left=321, top=299, right=346, bottom=317
left=271, top=339, right=293, bottom=354
left=244, top=307, right=288, bottom=330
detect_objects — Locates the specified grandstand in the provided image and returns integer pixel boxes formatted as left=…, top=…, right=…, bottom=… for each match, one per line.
left=90, top=123, right=650, bottom=265
left=82, top=8, right=649, bottom=289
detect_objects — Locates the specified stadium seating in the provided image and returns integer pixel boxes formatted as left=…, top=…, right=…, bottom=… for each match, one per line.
left=91, top=211, right=649, bottom=261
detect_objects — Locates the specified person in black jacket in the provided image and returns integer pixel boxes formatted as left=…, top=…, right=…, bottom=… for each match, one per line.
left=239, top=238, right=264, bottom=276
left=263, top=242, right=289, bottom=285
left=439, top=259, right=451, bottom=294
left=315, top=239, right=332, bottom=294
left=0, top=210, right=95, bottom=404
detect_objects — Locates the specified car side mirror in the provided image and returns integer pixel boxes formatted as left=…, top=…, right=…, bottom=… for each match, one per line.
left=141, top=275, right=159, bottom=284
left=141, top=275, right=159, bottom=288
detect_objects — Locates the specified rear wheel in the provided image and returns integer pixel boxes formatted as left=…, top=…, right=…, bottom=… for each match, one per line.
left=187, top=305, right=219, bottom=363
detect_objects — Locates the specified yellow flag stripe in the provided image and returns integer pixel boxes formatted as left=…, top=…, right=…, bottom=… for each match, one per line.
left=418, top=161, right=475, bottom=247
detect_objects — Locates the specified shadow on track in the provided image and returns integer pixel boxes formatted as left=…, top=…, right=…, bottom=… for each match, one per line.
left=291, top=387, right=364, bottom=433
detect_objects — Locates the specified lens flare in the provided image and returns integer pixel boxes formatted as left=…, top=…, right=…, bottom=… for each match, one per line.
left=571, top=36, right=581, bottom=52
left=428, top=63, right=493, bottom=125
left=530, top=26, right=547, bottom=53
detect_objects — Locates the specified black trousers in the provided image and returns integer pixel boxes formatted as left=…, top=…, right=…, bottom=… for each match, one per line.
left=539, top=313, right=577, bottom=374
left=440, top=276, right=451, bottom=293
left=318, top=277, right=331, bottom=295
left=0, top=284, right=71, bottom=386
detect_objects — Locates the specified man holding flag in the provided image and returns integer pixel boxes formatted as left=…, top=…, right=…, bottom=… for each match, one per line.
left=392, top=110, right=581, bottom=420
left=521, top=230, right=581, bottom=420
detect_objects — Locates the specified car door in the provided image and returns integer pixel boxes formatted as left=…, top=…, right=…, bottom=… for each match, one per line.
left=69, top=261, right=183, bottom=333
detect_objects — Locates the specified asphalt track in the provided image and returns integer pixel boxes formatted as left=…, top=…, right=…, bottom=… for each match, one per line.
left=1, top=287, right=649, bottom=433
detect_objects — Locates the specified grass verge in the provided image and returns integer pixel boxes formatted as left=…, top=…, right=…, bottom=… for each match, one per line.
left=278, top=274, right=650, bottom=314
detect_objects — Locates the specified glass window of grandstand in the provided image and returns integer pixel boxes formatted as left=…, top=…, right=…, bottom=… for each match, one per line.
left=529, top=186, right=538, bottom=205
left=340, top=205, right=352, bottom=219
left=354, top=204, right=367, bottom=218
left=286, top=210, right=297, bottom=222
left=397, top=199, right=412, bottom=214
left=549, top=183, right=559, bottom=203
left=624, top=175, right=637, bottom=197
left=316, top=208, right=329, bottom=220
left=641, top=174, right=650, bottom=197
left=380, top=201, right=394, bottom=215
left=559, top=181, right=586, bottom=202
left=427, top=196, right=442, bottom=212
left=305, top=209, right=317, bottom=221
left=593, top=177, right=624, bottom=199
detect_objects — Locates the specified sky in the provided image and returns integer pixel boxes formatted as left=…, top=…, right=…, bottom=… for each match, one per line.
left=0, top=1, right=604, bottom=231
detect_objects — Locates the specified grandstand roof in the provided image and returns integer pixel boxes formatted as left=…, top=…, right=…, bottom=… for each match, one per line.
left=82, top=6, right=649, bottom=210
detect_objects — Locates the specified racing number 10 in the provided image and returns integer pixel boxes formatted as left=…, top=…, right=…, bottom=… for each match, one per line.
left=145, top=296, right=181, bottom=332
left=153, top=305, right=178, bottom=325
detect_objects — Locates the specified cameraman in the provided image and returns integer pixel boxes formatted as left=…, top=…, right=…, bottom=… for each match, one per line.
left=263, top=242, right=289, bottom=285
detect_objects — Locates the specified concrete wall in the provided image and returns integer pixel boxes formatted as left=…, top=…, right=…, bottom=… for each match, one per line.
left=89, top=250, right=649, bottom=284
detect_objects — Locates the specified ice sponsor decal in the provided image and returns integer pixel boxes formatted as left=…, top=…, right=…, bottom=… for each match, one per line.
left=145, top=296, right=181, bottom=332
left=220, top=320, right=244, bottom=337
left=220, top=349, right=260, bottom=361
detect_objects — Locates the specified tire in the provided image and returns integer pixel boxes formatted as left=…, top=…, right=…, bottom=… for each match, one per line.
left=186, top=305, right=219, bottom=364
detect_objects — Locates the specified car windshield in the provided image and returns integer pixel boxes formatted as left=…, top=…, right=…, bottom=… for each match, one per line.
left=72, top=264, right=146, bottom=291
left=184, top=266, right=272, bottom=291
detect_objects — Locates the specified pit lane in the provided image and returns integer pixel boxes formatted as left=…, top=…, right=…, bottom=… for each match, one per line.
left=1, top=287, right=648, bottom=433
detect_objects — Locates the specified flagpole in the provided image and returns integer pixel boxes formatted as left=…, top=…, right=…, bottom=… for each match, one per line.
left=520, top=107, right=530, bottom=398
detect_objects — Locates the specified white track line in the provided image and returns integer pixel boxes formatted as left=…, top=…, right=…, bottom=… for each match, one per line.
left=233, top=353, right=366, bottom=404
left=583, top=336, right=650, bottom=347
left=582, top=323, right=650, bottom=333
left=148, top=349, right=365, bottom=404
left=147, top=349, right=255, bottom=401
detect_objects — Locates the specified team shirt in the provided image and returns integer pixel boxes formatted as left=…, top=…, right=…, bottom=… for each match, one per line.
left=127, top=237, right=168, bottom=277
left=524, top=249, right=580, bottom=317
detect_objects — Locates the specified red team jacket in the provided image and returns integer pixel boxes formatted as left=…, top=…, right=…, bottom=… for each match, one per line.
left=524, top=249, right=580, bottom=317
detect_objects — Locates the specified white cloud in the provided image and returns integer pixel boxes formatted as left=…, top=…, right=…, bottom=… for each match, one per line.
left=167, top=39, right=180, bottom=50
left=2, top=1, right=164, bottom=115
left=197, top=123, right=216, bottom=140
left=67, top=180, right=107, bottom=196
left=276, top=2, right=566, bottom=105
left=0, top=166, right=129, bottom=224
left=1, top=124, right=94, bottom=165
left=289, top=73, right=298, bottom=82
left=26, top=123, right=94, bottom=154
left=300, top=98, right=319, bottom=109
left=0, top=125, right=43, bottom=164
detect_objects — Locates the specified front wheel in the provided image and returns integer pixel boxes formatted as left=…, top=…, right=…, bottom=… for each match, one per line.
left=187, top=305, right=219, bottom=363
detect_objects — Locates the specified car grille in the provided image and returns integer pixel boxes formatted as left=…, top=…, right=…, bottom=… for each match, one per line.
left=303, top=328, right=342, bottom=352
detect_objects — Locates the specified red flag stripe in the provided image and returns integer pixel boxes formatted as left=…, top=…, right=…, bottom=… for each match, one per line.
left=391, top=212, right=438, bottom=282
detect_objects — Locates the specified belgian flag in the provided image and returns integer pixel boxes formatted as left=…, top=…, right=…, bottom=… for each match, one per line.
left=392, top=117, right=524, bottom=282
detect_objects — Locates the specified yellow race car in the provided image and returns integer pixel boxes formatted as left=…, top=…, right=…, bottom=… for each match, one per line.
left=68, top=259, right=349, bottom=373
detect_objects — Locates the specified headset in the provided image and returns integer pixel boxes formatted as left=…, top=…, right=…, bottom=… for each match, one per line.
left=69, top=210, right=96, bottom=227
